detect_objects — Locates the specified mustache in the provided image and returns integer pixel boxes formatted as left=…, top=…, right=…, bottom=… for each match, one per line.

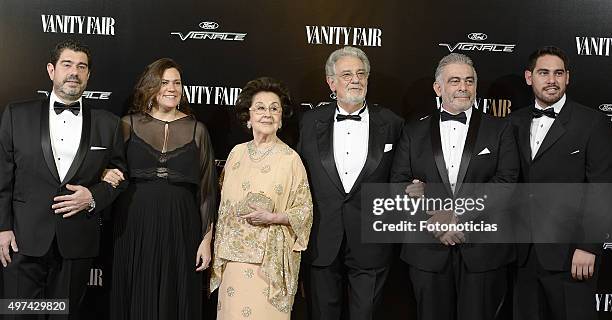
left=454, top=92, right=471, bottom=98
left=63, top=76, right=81, bottom=84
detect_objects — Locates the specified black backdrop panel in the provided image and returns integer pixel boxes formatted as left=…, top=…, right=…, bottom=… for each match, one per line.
left=1, top=0, right=612, bottom=318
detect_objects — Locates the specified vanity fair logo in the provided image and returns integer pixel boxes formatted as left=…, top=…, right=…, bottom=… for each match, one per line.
left=435, top=97, right=512, bottom=117
left=604, top=242, right=612, bottom=250
left=171, top=21, right=247, bottom=41
left=41, top=14, right=115, bottom=35
left=305, top=25, right=382, bottom=47
left=87, top=268, right=103, bottom=287
left=576, top=36, right=612, bottom=56
left=596, top=294, right=612, bottom=312
left=37, top=90, right=112, bottom=100
left=183, top=85, right=242, bottom=106
left=439, top=33, right=515, bottom=53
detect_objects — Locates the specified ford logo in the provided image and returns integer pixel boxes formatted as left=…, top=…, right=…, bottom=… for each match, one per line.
left=467, top=33, right=488, bottom=41
left=599, top=104, right=612, bottom=112
left=199, top=21, right=219, bottom=30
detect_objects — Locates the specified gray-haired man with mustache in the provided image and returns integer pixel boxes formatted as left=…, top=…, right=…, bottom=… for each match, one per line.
left=391, top=53, right=519, bottom=320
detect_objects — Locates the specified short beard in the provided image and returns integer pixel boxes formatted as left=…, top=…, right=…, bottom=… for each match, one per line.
left=338, top=93, right=366, bottom=106
left=55, top=83, right=84, bottom=101
left=535, top=90, right=564, bottom=106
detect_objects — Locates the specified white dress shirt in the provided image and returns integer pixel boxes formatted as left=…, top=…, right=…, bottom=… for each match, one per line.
left=530, top=94, right=566, bottom=159
left=49, top=91, right=83, bottom=181
left=439, top=106, right=472, bottom=193
left=334, top=104, right=369, bottom=193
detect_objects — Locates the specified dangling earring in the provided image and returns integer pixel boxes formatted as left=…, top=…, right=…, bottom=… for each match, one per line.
left=278, top=121, right=282, bottom=130
left=330, top=91, right=337, bottom=100
left=176, top=103, right=181, bottom=111
left=147, top=101, right=153, bottom=110
left=246, top=121, right=252, bottom=129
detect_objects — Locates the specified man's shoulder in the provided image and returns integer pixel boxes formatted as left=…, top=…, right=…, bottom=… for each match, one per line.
left=301, top=103, right=335, bottom=121
left=370, top=104, right=403, bottom=126
left=480, top=111, right=510, bottom=126
left=506, top=105, right=532, bottom=124
left=90, top=108, right=120, bottom=123
left=5, top=98, right=46, bottom=112
left=405, top=112, right=433, bottom=131
left=566, top=100, right=606, bottom=121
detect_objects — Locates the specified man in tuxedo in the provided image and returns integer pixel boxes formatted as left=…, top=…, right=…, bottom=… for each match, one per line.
left=297, top=46, right=404, bottom=320
left=510, top=46, right=612, bottom=320
left=0, top=39, right=127, bottom=319
left=390, top=53, right=519, bottom=320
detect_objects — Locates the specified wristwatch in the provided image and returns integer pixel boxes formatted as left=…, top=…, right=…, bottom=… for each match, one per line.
left=87, top=197, right=96, bottom=213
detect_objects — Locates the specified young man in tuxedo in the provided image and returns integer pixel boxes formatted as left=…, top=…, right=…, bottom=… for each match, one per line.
left=297, top=46, right=404, bottom=320
left=0, top=39, right=127, bottom=319
left=510, top=46, right=612, bottom=320
left=390, top=53, right=519, bottom=320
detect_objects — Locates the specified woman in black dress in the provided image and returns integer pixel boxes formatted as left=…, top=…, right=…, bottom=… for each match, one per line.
left=104, top=58, right=216, bottom=319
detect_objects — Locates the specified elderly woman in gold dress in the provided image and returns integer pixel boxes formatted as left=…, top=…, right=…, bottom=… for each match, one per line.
left=211, top=77, right=313, bottom=319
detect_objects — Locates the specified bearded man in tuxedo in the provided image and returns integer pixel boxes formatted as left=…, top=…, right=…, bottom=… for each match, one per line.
left=0, top=39, right=127, bottom=319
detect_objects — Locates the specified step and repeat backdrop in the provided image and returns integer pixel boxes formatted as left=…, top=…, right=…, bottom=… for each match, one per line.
left=1, top=0, right=612, bottom=318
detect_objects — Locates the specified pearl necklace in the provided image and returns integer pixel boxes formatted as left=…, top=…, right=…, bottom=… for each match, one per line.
left=247, top=140, right=275, bottom=162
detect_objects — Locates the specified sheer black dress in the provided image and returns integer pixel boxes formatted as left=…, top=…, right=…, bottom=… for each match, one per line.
left=110, top=113, right=216, bottom=319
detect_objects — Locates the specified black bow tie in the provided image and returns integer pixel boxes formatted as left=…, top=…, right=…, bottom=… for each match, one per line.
left=336, top=114, right=362, bottom=122
left=531, top=106, right=556, bottom=119
left=336, top=105, right=366, bottom=122
left=440, top=110, right=467, bottom=124
left=54, top=101, right=81, bottom=116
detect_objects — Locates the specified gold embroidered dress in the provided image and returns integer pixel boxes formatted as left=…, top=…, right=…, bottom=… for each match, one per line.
left=211, top=139, right=313, bottom=315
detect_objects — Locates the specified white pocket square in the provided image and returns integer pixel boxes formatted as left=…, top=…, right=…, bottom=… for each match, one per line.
left=384, top=144, right=393, bottom=152
left=570, top=150, right=580, bottom=155
left=90, top=146, right=107, bottom=150
left=477, top=147, right=491, bottom=156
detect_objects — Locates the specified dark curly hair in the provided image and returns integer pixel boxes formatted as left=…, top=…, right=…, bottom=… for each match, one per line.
left=526, top=46, right=569, bottom=72
left=49, top=38, right=92, bottom=69
left=235, top=77, right=293, bottom=129
left=130, top=58, right=192, bottom=115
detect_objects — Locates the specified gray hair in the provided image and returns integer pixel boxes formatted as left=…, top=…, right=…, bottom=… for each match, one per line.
left=325, top=46, right=371, bottom=76
left=434, top=53, right=478, bottom=83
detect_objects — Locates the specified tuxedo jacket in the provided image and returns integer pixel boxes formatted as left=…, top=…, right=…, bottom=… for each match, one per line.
left=0, top=99, right=127, bottom=259
left=297, top=103, right=404, bottom=268
left=509, top=99, right=612, bottom=271
left=390, top=108, right=519, bottom=272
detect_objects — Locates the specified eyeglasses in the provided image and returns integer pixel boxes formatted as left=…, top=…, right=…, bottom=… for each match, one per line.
left=249, top=103, right=282, bottom=115
left=337, top=71, right=369, bottom=82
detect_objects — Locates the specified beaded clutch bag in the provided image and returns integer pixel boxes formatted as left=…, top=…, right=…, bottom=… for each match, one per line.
left=236, top=192, right=274, bottom=217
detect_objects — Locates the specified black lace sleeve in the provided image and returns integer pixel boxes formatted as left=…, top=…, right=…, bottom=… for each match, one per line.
left=195, top=121, right=217, bottom=235
left=120, top=115, right=132, bottom=143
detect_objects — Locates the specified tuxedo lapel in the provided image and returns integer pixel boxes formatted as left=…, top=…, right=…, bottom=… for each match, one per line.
left=430, top=112, right=453, bottom=196
left=532, top=102, right=571, bottom=162
left=348, top=106, right=386, bottom=197
left=454, top=108, right=482, bottom=194
left=316, top=108, right=344, bottom=194
left=40, top=99, right=61, bottom=182
left=516, top=107, right=533, bottom=164
left=61, top=103, right=91, bottom=186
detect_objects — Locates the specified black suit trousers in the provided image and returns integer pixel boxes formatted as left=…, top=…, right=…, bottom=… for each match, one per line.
left=409, top=246, right=509, bottom=320
left=513, top=245, right=598, bottom=320
left=305, top=236, right=390, bottom=320
left=2, top=238, right=93, bottom=320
